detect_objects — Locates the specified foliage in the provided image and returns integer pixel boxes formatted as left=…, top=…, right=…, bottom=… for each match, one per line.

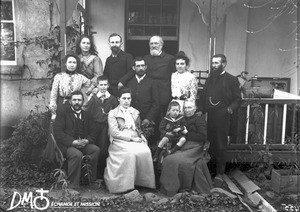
left=0, top=108, right=55, bottom=188
left=249, top=145, right=274, bottom=180
left=51, top=168, right=69, bottom=190
left=250, top=103, right=264, bottom=144
left=80, top=155, right=92, bottom=186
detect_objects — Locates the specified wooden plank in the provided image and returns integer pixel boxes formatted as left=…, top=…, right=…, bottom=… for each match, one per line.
left=291, top=104, right=297, bottom=143
left=223, top=174, right=243, bottom=195
left=227, top=144, right=298, bottom=150
left=281, top=104, right=287, bottom=144
left=237, top=195, right=254, bottom=212
left=263, top=104, right=269, bottom=144
left=248, top=192, right=276, bottom=212
left=231, top=169, right=260, bottom=194
left=242, top=99, right=299, bottom=105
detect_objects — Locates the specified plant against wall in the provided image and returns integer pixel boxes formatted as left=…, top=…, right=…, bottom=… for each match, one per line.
left=0, top=108, right=56, bottom=187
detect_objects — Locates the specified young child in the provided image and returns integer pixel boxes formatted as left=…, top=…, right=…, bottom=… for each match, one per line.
left=153, top=101, right=188, bottom=162
left=86, top=75, right=118, bottom=178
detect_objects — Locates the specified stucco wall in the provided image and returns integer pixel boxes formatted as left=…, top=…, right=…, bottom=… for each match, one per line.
left=87, top=0, right=126, bottom=65
left=180, top=0, right=298, bottom=94
left=179, top=1, right=210, bottom=72
left=245, top=0, right=298, bottom=94
left=1, top=0, right=59, bottom=127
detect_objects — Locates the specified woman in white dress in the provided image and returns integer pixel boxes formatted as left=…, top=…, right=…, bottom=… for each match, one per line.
left=104, top=87, right=155, bottom=193
left=171, top=51, right=198, bottom=113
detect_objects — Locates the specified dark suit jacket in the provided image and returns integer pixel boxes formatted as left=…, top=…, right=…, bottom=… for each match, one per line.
left=53, top=106, right=97, bottom=156
left=86, top=94, right=118, bottom=124
left=103, top=50, right=133, bottom=86
left=120, top=51, right=175, bottom=106
left=126, top=75, right=160, bottom=121
left=199, top=72, right=241, bottom=113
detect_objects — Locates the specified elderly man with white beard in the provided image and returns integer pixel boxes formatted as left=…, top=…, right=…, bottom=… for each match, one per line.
left=119, top=35, right=175, bottom=118
left=144, top=36, right=176, bottom=117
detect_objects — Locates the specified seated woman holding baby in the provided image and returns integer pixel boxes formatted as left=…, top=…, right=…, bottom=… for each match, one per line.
left=159, top=100, right=213, bottom=196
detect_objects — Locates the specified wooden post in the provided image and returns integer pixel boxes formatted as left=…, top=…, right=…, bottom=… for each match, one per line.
left=208, top=0, right=218, bottom=70
left=281, top=104, right=287, bottom=144
left=263, top=104, right=269, bottom=144
left=60, top=0, right=66, bottom=70
left=245, top=104, right=250, bottom=144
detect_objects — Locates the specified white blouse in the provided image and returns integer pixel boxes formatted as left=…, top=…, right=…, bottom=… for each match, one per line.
left=49, top=72, right=90, bottom=111
left=171, top=71, right=198, bottom=100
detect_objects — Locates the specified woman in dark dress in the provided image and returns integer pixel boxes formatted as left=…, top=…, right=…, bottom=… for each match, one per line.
left=160, top=100, right=213, bottom=196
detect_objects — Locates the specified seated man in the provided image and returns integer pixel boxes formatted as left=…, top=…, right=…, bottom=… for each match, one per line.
left=86, top=75, right=118, bottom=178
left=54, top=90, right=100, bottom=188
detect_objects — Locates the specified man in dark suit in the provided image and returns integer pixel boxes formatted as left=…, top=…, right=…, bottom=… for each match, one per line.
left=103, top=33, right=133, bottom=96
left=119, top=35, right=175, bottom=118
left=198, top=54, right=241, bottom=187
left=125, top=57, right=159, bottom=128
left=54, top=90, right=100, bottom=188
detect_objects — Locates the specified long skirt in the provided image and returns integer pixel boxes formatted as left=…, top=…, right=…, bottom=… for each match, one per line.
left=160, top=141, right=213, bottom=196
left=104, top=139, right=156, bottom=193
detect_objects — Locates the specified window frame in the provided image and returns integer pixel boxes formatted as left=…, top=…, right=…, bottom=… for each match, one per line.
left=126, top=0, right=180, bottom=41
left=1, top=0, right=17, bottom=66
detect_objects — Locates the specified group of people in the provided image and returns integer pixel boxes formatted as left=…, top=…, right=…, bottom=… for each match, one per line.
left=50, top=33, right=241, bottom=196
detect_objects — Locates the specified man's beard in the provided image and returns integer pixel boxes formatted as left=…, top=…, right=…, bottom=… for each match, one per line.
left=150, top=49, right=161, bottom=56
left=211, top=65, right=223, bottom=76
left=72, top=104, right=82, bottom=111
left=111, top=46, right=120, bottom=54
left=136, top=70, right=146, bottom=76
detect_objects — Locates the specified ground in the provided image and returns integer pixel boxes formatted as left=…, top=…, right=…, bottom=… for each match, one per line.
left=1, top=173, right=299, bottom=212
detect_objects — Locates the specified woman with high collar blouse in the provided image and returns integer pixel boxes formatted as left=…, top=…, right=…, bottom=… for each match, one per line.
left=49, top=53, right=90, bottom=118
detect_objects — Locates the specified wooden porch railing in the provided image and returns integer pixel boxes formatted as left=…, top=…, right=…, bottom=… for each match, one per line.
left=226, top=98, right=300, bottom=163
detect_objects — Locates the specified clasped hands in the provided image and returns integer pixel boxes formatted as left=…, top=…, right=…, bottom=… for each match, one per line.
left=72, top=138, right=89, bottom=149
left=130, top=135, right=147, bottom=144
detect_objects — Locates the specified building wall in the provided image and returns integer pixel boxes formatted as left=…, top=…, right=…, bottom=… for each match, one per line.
left=86, top=0, right=126, bottom=65
left=179, top=1, right=210, bottom=72
left=0, top=0, right=59, bottom=127
left=182, top=0, right=298, bottom=94
left=245, top=0, right=298, bottom=94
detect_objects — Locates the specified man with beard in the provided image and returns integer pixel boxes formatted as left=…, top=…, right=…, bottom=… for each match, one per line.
left=103, top=33, right=133, bottom=96
left=198, top=54, right=241, bottom=187
left=120, top=35, right=175, bottom=118
left=125, top=57, right=159, bottom=132
left=54, top=91, right=100, bottom=189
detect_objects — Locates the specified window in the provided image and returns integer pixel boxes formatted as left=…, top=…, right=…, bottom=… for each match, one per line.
left=126, top=0, right=179, bottom=57
left=126, top=0, right=179, bottom=40
left=1, top=0, right=16, bottom=65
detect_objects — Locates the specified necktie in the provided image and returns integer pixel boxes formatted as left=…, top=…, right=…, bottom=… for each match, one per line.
left=74, top=112, right=81, bottom=119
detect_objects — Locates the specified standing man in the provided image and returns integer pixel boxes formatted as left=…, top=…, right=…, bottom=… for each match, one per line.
left=103, top=33, right=133, bottom=96
left=54, top=91, right=100, bottom=189
left=125, top=57, right=160, bottom=131
left=120, top=35, right=175, bottom=118
left=198, top=54, right=241, bottom=187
